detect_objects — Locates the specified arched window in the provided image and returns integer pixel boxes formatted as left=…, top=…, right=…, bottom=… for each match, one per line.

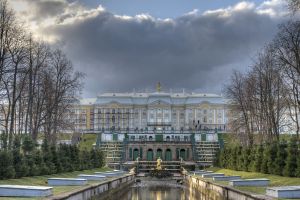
left=156, top=148, right=162, bottom=159
left=165, top=149, right=172, bottom=161
left=147, top=149, right=153, bottom=161
left=166, top=136, right=170, bottom=141
left=133, top=148, right=139, bottom=161
left=180, top=149, right=186, bottom=160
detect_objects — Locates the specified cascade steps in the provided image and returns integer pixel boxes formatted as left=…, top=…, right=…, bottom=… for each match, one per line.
left=194, top=141, right=220, bottom=166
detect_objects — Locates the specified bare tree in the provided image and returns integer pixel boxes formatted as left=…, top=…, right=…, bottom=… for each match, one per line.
left=287, top=0, right=300, bottom=13
left=43, top=49, right=83, bottom=144
left=226, top=46, right=288, bottom=144
left=273, top=20, right=300, bottom=137
left=225, top=71, right=255, bottom=146
left=0, top=0, right=84, bottom=148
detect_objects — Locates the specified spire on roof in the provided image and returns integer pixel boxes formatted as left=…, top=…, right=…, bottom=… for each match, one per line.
left=156, top=82, right=161, bottom=92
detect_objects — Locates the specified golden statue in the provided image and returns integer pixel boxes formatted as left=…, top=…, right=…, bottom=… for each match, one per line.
left=156, top=157, right=162, bottom=170
left=156, top=82, right=161, bottom=92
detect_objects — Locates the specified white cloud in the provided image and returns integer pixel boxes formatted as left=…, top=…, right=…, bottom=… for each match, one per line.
left=257, top=0, right=288, bottom=17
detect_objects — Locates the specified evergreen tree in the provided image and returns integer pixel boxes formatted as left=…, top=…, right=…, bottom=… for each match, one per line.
left=283, top=138, right=298, bottom=177
left=227, top=147, right=233, bottom=169
left=0, top=150, right=15, bottom=179
left=295, top=143, right=300, bottom=177
left=68, top=145, right=79, bottom=171
left=218, top=149, right=225, bottom=168
left=39, top=161, right=50, bottom=175
left=41, top=140, right=56, bottom=174
left=242, top=147, right=251, bottom=171
left=253, top=145, right=264, bottom=172
left=22, top=136, right=36, bottom=155
left=236, top=146, right=243, bottom=170
left=274, top=141, right=287, bottom=176
left=97, top=150, right=105, bottom=168
left=41, top=138, right=49, bottom=154
left=33, top=150, right=43, bottom=176
left=90, top=149, right=104, bottom=168
left=90, top=149, right=98, bottom=168
left=80, top=148, right=92, bottom=170
left=13, top=137, right=28, bottom=178
left=261, top=143, right=270, bottom=173
left=224, top=148, right=230, bottom=168
left=213, top=149, right=221, bottom=167
left=51, top=145, right=62, bottom=173
left=58, top=144, right=69, bottom=172
left=267, top=142, right=278, bottom=174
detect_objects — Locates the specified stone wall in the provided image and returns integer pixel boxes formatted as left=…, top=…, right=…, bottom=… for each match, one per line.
left=185, top=175, right=271, bottom=200
left=47, top=174, right=134, bottom=200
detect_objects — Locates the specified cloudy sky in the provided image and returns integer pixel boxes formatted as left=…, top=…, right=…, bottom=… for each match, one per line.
left=11, top=0, right=290, bottom=97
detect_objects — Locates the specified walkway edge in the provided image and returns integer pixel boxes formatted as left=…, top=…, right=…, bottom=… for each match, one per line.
left=47, top=174, right=134, bottom=200
left=186, top=175, right=275, bottom=200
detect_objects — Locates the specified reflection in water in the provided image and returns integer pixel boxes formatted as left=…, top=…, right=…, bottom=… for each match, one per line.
left=113, top=181, right=191, bottom=200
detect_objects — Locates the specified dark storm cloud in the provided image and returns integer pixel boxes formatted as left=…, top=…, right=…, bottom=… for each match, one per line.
left=29, top=1, right=287, bottom=96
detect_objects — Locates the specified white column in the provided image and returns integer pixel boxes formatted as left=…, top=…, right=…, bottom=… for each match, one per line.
left=214, top=109, right=216, bottom=124
left=223, top=108, right=225, bottom=124
left=139, top=109, right=142, bottom=129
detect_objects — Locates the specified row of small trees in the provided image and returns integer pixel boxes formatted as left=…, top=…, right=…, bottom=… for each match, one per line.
left=216, top=138, right=300, bottom=177
left=0, top=136, right=104, bottom=180
left=0, top=0, right=83, bottom=149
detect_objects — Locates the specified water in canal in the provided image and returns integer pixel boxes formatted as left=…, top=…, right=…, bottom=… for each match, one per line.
left=109, top=181, right=193, bottom=200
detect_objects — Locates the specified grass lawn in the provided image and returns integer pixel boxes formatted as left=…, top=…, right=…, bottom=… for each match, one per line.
left=78, top=133, right=97, bottom=151
left=37, top=133, right=73, bottom=141
left=0, top=167, right=111, bottom=200
left=203, top=167, right=300, bottom=199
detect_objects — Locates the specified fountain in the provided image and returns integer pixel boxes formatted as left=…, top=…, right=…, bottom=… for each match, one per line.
left=149, top=157, right=173, bottom=178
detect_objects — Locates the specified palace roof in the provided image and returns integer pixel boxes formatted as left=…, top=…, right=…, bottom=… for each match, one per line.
left=78, top=92, right=227, bottom=105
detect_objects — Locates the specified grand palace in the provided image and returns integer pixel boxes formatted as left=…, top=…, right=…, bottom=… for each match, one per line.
left=71, top=86, right=228, bottom=168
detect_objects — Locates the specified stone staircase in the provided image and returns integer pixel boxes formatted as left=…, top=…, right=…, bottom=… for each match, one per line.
left=97, top=141, right=124, bottom=166
left=194, top=141, right=220, bottom=166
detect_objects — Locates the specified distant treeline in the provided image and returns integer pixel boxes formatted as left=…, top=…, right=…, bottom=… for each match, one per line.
left=215, top=137, right=300, bottom=177
left=0, top=136, right=104, bottom=180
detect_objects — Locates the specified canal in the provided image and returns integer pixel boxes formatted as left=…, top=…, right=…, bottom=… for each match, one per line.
left=107, top=180, right=194, bottom=200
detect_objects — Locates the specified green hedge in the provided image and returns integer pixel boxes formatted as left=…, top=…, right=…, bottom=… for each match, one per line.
left=0, top=136, right=105, bottom=180
left=215, top=138, right=300, bottom=177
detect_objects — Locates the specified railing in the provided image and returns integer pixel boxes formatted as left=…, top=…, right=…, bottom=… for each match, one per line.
left=127, top=138, right=192, bottom=142
left=147, top=122, right=172, bottom=126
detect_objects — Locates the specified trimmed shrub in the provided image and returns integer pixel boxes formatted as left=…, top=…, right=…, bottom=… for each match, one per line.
left=274, top=141, right=287, bottom=176
left=0, top=136, right=105, bottom=180
left=0, top=150, right=15, bottom=179
left=283, top=138, right=298, bottom=177
left=252, top=145, right=264, bottom=172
